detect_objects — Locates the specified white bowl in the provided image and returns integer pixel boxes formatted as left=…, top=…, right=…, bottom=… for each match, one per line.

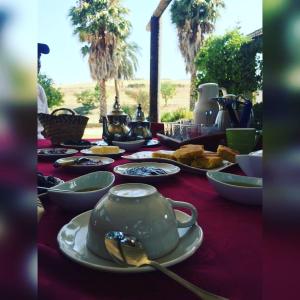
left=48, top=171, right=115, bottom=211
left=236, top=150, right=263, bottom=177
left=112, top=139, right=145, bottom=151
left=207, top=171, right=262, bottom=205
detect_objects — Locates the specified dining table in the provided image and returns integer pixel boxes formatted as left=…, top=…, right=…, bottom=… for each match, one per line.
left=37, top=138, right=262, bottom=300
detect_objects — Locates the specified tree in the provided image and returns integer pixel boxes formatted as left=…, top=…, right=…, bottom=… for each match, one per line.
left=195, top=29, right=262, bottom=99
left=75, top=84, right=100, bottom=113
left=69, top=0, right=131, bottom=119
left=160, top=82, right=176, bottom=106
left=38, top=74, right=64, bottom=108
left=114, top=40, right=140, bottom=99
left=170, top=0, right=224, bottom=110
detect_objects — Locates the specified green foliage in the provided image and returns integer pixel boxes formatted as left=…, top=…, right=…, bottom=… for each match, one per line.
left=170, top=0, right=224, bottom=28
left=125, top=89, right=149, bottom=114
left=160, top=82, right=176, bottom=106
left=69, top=0, right=130, bottom=44
left=195, top=29, right=262, bottom=98
left=75, top=84, right=100, bottom=114
left=122, top=104, right=136, bottom=119
left=116, top=41, right=140, bottom=80
left=161, top=108, right=193, bottom=122
left=38, top=74, right=64, bottom=108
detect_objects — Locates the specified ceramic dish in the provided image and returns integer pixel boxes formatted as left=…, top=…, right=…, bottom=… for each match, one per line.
left=80, top=148, right=125, bottom=158
left=236, top=150, right=263, bottom=177
left=60, top=140, right=101, bottom=150
left=122, top=151, right=234, bottom=175
left=114, top=162, right=180, bottom=182
left=145, top=139, right=160, bottom=147
left=54, top=156, right=114, bottom=171
left=206, top=171, right=263, bottom=205
left=37, top=148, right=78, bottom=160
left=48, top=171, right=115, bottom=211
left=112, top=140, right=145, bottom=152
left=57, top=209, right=203, bottom=273
left=37, top=174, right=64, bottom=195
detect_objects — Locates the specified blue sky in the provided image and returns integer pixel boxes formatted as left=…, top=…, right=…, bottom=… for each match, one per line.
left=38, top=0, right=262, bottom=84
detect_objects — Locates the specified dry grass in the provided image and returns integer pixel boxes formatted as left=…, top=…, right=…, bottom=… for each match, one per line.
left=55, top=79, right=191, bottom=138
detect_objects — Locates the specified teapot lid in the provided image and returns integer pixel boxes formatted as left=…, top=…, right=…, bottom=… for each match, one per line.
left=108, top=96, right=127, bottom=117
left=133, top=104, right=145, bottom=122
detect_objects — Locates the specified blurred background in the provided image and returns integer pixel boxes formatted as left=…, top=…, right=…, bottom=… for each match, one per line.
left=0, top=0, right=299, bottom=299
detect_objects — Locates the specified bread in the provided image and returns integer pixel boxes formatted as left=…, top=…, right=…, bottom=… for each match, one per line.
left=90, top=146, right=120, bottom=154
left=173, top=147, right=204, bottom=164
left=217, top=145, right=239, bottom=163
left=191, top=155, right=223, bottom=169
left=152, top=151, right=176, bottom=160
left=181, top=144, right=204, bottom=151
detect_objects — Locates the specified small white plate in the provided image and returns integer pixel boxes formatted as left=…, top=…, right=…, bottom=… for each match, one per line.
left=112, top=140, right=145, bottom=152
left=60, top=141, right=100, bottom=150
left=122, top=151, right=234, bottom=175
left=145, top=139, right=160, bottom=147
left=57, top=210, right=203, bottom=273
left=38, top=148, right=78, bottom=159
left=81, top=148, right=126, bottom=158
left=55, top=156, right=114, bottom=171
left=114, top=162, right=180, bottom=182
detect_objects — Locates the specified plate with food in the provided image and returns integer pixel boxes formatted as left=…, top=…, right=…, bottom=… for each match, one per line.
left=60, top=140, right=102, bottom=150
left=53, top=156, right=114, bottom=171
left=37, top=148, right=78, bottom=160
left=80, top=146, right=125, bottom=158
left=122, top=144, right=237, bottom=175
left=114, top=162, right=180, bottom=182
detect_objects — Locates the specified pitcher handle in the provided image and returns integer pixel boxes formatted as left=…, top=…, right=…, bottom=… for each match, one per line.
left=219, top=87, right=227, bottom=96
left=167, top=198, right=198, bottom=228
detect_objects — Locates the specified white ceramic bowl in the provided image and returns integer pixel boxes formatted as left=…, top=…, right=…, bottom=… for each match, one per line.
left=207, top=171, right=262, bottom=205
left=112, top=139, right=145, bottom=151
left=48, top=171, right=115, bottom=211
left=236, top=150, right=263, bottom=177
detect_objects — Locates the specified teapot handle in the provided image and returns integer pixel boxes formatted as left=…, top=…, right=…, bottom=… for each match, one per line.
left=167, top=198, right=198, bottom=228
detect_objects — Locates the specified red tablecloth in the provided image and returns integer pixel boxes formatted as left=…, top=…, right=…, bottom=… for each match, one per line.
left=38, top=139, right=262, bottom=300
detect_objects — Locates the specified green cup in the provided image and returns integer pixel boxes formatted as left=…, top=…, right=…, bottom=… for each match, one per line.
left=226, top=128, right=256, bottom=154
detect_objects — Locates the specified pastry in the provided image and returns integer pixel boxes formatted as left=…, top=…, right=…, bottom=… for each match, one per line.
left=152, top=151, right=176, bottom=161
left=191, top=155, right=223, bottom=169
left=181, top=144, right=204, bottom=151
left=90, top=146, right=120, bottom=154
left=173, top=147, right=204, bottom=164
left=217, top=145, right=239, bottom=163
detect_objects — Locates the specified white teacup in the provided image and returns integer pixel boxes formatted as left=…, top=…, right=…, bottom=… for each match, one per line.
left=86, top=183, right=198, bottom=260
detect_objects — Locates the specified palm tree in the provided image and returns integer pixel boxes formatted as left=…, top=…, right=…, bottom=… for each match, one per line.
left=114, top=40, right=140, bottom=99
left=170, top=0, right=225, bottom=110
left=69, top=0, right=131, bottom=118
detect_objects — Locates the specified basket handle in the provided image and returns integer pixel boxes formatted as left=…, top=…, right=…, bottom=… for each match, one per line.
left=51, top=108, right=76, bottom=116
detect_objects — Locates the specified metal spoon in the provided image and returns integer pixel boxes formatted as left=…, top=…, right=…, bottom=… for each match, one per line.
left=105, top=231, right=229, bottom=300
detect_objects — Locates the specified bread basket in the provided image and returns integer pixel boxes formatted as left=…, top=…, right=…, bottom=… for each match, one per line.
left=38, top=108, right=89, bottom=145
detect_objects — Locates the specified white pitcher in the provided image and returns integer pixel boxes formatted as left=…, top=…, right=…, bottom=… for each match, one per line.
left=194, top=83, right=227, bottom=126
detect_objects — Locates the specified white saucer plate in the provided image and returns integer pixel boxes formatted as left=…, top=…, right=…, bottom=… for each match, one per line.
left=122, top=151, right=234, bottom=175
left=81, top=148, right=126, bottom=158
left=114, top=162, right=180, bottom=182
left=55, top=156, right=114, bottom=171
left=57, top=209, right=203, bottom=273
left=38, top=148, right=78, bottom=159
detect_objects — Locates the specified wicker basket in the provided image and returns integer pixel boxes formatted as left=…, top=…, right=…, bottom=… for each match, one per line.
left=38, top=108, right=89, bottom=145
